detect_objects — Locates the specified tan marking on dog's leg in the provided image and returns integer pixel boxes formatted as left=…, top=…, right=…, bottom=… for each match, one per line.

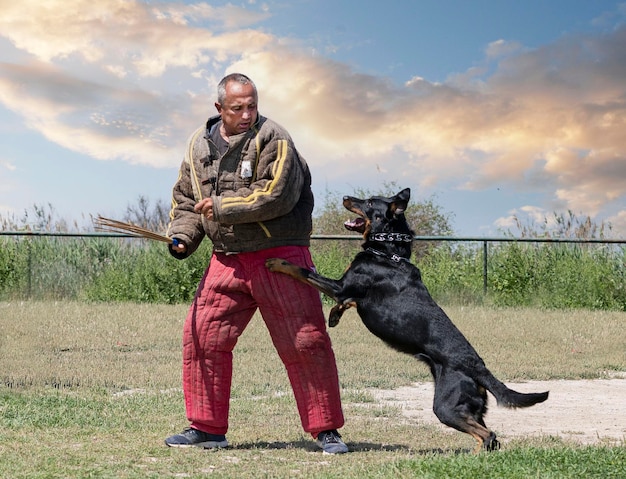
left=463, top=417, right=496, bottom=454
left=471, top=434, right=484, bottom=454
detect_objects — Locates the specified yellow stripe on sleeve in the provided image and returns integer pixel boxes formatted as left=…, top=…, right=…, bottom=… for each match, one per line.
left=187, top=129, right=205, bottom=202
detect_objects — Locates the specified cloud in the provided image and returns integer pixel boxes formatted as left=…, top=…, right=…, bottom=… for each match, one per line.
left=485, top=39, right=525, bottom=60
left=0, top=1, right=624, bottom=235
left=0, top=61, right=193, bottom=167
left=607, top=209, right=626, bottom=236
left=1, top=159, right=16, bottom=172
left=494, top=205, right=550, bottom=233
left=0, top=158, right=18, bottom=217
left=154, top=1, right=271, bottom=29
left=237, top=33, right=626, bottom=233
left=0, top=0, right=276, bottom=166
left=0, top=0, right=273, bottom=76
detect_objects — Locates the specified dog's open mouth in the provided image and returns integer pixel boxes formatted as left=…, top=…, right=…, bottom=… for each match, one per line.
left=344, top=217, right=366, bottom=233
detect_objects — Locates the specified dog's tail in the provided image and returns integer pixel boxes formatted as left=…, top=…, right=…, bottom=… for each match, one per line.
left=481, top=374, right=549, bottom=408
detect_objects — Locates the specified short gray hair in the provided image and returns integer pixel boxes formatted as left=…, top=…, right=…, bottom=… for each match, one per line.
left=217, top=73, right=257, bottom=104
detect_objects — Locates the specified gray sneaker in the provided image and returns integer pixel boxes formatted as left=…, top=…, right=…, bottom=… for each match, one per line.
left=316, top=429, right=348, bottom=454
left=165, top=428, right=228, bottom=449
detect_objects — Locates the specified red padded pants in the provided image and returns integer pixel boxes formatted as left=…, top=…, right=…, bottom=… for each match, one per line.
left=182, top=245, right=345, bottom=437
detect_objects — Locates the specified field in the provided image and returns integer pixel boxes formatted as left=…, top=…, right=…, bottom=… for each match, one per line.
left=1, top=301, right=625, bottom=478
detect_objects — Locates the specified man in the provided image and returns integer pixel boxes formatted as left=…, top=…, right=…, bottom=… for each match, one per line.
left=164, top=73, right=347, bottom=454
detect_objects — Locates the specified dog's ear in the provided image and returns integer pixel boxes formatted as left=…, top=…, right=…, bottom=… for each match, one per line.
left=397, top=188, right=411, bottom=202
left=390, top=188, right=410, bottom=216
left=390, top=201, right=407, bottom=217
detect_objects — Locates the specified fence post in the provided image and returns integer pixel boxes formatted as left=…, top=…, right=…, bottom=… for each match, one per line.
left=482, top=240, right=488, bottom=294
left=27, top=238, right=32, bottom=298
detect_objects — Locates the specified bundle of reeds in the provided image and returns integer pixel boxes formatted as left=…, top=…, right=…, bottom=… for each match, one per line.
left=94, top=216, right=173, bottom=244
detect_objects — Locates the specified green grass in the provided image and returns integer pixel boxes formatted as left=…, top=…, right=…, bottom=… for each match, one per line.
left=1, top=302, right=625, bottom=478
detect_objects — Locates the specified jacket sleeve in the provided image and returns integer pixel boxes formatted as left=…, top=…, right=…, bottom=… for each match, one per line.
left=166, top=135, right=208, bottom=258
left=211, top=134, right=305, bottom=224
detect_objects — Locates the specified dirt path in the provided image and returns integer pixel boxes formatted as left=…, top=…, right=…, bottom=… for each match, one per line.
left=371, top=376, right=626, bottom=445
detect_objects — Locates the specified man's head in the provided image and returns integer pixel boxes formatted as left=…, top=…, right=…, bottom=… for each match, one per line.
left=215, top=73, right=258, bottom=137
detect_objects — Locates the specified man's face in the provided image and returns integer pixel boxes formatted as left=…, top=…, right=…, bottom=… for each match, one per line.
left=215, top=81, right=258, bottom=136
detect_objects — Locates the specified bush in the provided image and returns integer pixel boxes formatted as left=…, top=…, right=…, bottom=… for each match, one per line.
left=83, top=240, right=211, bottom=304
left=419, top=242, right=485, bottom=305
left=0, top=237, right=25, bottom=298
left=488, top=242, right=626, bottom=310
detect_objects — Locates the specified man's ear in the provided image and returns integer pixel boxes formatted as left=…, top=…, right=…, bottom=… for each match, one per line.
left=215, top=102, right=222, bottom=113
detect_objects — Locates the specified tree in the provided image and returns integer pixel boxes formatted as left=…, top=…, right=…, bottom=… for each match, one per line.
left=123, top=196, right=171, bottom=233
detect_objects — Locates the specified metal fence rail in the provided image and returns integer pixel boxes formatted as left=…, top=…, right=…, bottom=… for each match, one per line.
left=3, top=231, right=626, bottom=244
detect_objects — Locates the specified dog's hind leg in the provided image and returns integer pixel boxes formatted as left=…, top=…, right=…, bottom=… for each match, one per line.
left=430, top=367, right=501, bottom=453
left=433, top=401, right=498, bottom=453
left=475, top=413, right=500, bottom=451
left=482, top=431, right=500, bottom=452
left=465, top=418, right=500, bottom=453
left=434, top=405, right=499, bottom=453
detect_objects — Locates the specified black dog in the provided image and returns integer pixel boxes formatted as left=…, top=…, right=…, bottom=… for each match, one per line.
left=266, top=188, right=548, bottom=452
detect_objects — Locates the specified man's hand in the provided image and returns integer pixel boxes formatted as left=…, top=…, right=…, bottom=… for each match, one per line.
left=171, top=240, right=187, bottom=254
left=194, top=197, right=214, bottom=221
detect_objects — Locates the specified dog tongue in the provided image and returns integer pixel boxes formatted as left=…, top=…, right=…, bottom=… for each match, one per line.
left=344, top=218, right=365, bottom=233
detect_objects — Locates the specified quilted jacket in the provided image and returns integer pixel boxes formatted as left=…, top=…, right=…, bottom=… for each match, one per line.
left=167, top=114, right=315, bottom=256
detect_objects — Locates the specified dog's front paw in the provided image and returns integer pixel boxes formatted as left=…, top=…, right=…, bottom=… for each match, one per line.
left=328, top=304, right=343, bottom=327
left=265, top=258, right=279, bottom=271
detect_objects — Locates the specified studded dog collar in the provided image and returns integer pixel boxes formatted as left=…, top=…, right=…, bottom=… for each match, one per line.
left=369, top=232, right=413, bottom=243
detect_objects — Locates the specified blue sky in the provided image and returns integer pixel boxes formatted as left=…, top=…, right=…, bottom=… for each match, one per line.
left=1, top=0, right=625, bottom=237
